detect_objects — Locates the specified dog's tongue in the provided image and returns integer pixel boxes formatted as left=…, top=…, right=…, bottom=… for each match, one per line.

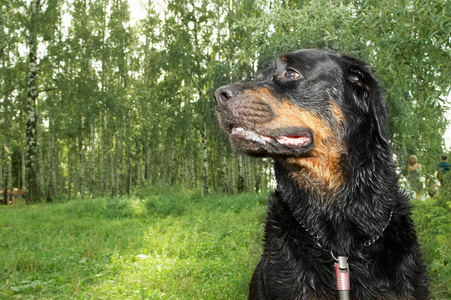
left=276, top=136, right=311, bottom=148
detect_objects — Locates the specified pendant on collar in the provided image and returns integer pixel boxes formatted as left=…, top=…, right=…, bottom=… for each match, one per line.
left=334, top=256, right=350, bottom=300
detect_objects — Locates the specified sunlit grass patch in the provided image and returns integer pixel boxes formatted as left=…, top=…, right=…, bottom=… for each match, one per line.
left=86, top=194, right=266, bottom=299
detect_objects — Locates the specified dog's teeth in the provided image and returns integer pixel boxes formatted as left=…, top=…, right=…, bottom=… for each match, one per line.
left=246, top=131, right=268, bottom=144
left=276, top=136, right=310, bottom=148
left=231, top=127, right=271, bottom=145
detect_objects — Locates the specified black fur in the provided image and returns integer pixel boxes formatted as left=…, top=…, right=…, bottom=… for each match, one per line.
left=214, top=49, right=429, bottom=299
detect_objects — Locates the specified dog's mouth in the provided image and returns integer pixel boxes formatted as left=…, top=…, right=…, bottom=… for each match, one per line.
left=230, top=126, right=313, bottom=151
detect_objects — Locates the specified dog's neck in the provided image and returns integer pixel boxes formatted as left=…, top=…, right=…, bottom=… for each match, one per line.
left=274, top=159, right=396, bottom=256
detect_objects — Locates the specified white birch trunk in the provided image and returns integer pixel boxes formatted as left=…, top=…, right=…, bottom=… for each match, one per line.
left=21, top=149, right=26, bottom=189
left=109, top=115, right=116, bottom=196
left=78, top=135, right=85, bottom=198
left=202, top=130, right=209, bottom=194
left=237, top=153, right=244, bottom=192
left=221, top=154, right=228, bottom=193
left=67, top=149, right=72, bottom=200
left=100, top=111, right=105, bottom=196
left=90, top=121, right=95, bottom=196
left=46, top=116, right=55, bottom=202
left=25, top=0, right=40, bottom=203
left=0, top=146, right=3, bottom=191
left=37, top=116, right=44, bottom=194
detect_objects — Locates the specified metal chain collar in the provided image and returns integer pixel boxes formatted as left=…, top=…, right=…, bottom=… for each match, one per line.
left=297, top=210, right=394, bottom=260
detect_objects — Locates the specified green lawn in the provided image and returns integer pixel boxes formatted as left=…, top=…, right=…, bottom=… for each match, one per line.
left=0, top=186, right=450, bottom=299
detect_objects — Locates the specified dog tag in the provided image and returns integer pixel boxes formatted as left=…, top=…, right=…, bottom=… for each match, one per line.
left=334, top=256, right=350, bottom=291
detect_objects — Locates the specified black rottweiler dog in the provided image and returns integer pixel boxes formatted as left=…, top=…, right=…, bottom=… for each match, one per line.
left=214, top=49, right=429, bottom=299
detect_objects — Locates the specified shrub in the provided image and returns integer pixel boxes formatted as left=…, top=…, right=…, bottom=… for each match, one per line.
left=412, top=195, right=451, bottom=298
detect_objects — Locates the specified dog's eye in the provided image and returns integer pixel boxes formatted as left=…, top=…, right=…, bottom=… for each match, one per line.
left=283, top=69, right=302, bottom=79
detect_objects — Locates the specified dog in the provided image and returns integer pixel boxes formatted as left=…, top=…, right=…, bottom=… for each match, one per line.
left=214, top=49, right=429, bottom=299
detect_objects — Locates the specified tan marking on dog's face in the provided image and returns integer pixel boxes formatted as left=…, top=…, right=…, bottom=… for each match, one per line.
left=331, top=102, right=345, bottom=125
left=244, top=87, right=274, bottom=101
left=284, top=146, right=346, bottom=198
left=219, top=85, right=348, bottom=195
left=271, top=100, right=347, bottom=196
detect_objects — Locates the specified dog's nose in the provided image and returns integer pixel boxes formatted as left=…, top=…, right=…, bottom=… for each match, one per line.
left=215, top=85, right=239, bottom=105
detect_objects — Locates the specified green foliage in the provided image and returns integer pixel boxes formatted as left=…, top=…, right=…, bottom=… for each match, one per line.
left=412, top=195, right=451, bottom=298
left=244, top=0, right=451, bottom=170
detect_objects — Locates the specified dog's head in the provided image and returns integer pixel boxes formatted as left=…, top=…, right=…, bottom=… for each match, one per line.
left=214, top=49, right=388, bottom=194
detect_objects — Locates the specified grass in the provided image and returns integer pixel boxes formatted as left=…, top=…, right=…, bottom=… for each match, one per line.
left=0, top=187, right=267, bottom=299
left=0, top=186, right=450, bottom=299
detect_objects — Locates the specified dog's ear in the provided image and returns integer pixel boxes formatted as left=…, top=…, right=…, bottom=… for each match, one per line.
left=347, top=65, right=389, bottom=145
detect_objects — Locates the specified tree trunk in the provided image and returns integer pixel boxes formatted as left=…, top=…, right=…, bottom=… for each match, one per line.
left=136, top=157, right=142, bottom=187
left=90, top=121, right=95, bottom=196
left=7, top=145, right=12, bottom=200
left=117, top=123, right=123, bottom=195
left=2, top=147, right=11, bottom=204
left=201, top=130, right=209, bottom=195
left=37, top=116, right=44, bottom=195
left=78, top=134, right=85, bottom=198
left=0, top=146, right=3, bottom=193
left=2, top=13, right=12, bottom=203
left=109, top=115, right=116, bottom=196
left=231, top=152, right=237, bottom=194
left=126, top=137, right=131, bottom=195
left=221, top=154, right=228, bottom=193
left=25, top=0, right=40, bottom=204
left=169, top=148, right=176, bottom=185
left=237, top=154, right=244, bottom=192
left=191, top=154, right=196, bottom=189
left=143, top=141, right=149, bottom=183
left=100, top=111, right=105, bottom=197
left=46, top=116, right=55, bottom=202
left=21, top=149, right=25, bottom=189
left=67, top=148, right=72, bottom=201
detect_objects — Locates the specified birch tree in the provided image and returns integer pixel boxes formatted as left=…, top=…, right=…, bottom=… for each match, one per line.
left=25, top=0, right=40, bottom=203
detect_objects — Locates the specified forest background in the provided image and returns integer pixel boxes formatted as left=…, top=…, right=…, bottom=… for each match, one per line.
left=0, top=0, right=450, bottom=202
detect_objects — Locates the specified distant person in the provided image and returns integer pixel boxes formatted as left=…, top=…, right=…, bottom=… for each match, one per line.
left=12, top=188, right=19, bottom=204
left=437, top=155, right=451, bottom=186
left=5, top=188, right=11, bottom=204
left=408, top=155, right=423, bottom=200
